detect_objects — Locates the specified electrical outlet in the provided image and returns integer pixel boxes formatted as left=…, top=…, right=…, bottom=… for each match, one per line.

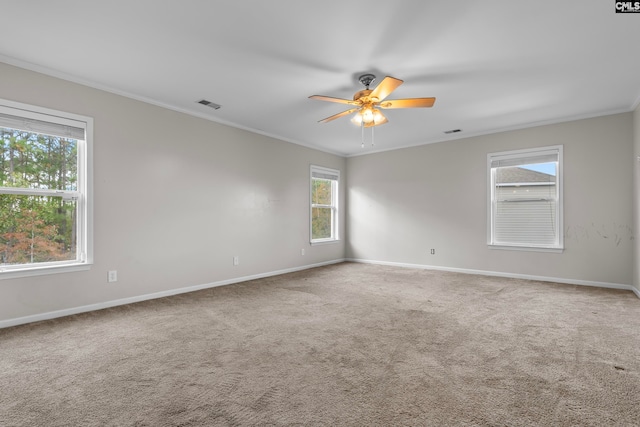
left=233, top=256, right=239, bottom=266
left=301, top=248, right=305, bottom=256
left=430, top=249, right=436, bottom=255
left=107, top=270, right=118, bottom=282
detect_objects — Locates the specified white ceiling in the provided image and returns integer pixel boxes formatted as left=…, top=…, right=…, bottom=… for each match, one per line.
left=1, top=1, right=639, bottom=156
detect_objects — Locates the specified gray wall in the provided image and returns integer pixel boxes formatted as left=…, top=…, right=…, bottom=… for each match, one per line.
left=0, top=63, right=345, bottom=323
left=347, top=113, right=634, bottom=286
left=634, top=104, right=640, bottom=293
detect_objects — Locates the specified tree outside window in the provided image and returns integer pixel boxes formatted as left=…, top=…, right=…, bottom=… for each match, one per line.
left=0, top=129, right=79, bottom=264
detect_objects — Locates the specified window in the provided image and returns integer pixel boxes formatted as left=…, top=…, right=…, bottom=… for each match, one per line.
left=0, top=99, right=92, bottom=278
left=310, top=165, right=339, bottom=244
left=488, top=145, right=562, bottom=251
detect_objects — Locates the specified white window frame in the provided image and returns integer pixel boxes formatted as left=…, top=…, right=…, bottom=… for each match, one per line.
left=487, top=145, right=563, bottom=252
left=0, top=99, right=93, bottom=279
left=310, top=165, right=339, bottom=245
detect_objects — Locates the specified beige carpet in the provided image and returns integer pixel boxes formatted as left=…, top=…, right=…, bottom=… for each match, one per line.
left=1, top=262, right=639, bottom=426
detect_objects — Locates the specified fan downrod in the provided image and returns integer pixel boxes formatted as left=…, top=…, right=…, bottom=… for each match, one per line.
left=358, top=74, right=376, bottom=89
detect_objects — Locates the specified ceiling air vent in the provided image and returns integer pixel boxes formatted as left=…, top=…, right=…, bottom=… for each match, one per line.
left=444, top=129, right=461, bottom=134
left=197, top=99, right=221, bottom=110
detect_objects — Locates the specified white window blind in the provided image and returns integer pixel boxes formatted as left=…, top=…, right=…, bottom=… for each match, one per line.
left=311, top=169, right=339, bottom=181
left=0, top=112, right=85, bottom=140
left=490, top=152, right=558, bottom=169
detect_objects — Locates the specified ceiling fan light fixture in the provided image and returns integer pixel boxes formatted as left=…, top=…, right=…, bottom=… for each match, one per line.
left=372, top=108, right=384, bottom=123
left=351, top=107, right=385, bottom=126
left=362, top=107, right=374, bottom=124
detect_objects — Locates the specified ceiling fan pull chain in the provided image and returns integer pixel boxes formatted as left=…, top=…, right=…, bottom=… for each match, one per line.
left=371, top=125, right=375, bottom=147
left=361, top=121, right=365, bottom=148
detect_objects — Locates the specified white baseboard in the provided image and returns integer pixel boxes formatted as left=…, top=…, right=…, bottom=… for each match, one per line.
left=347, top=258, right=640, bottom=298
left=0, top=259, right=346, bottom=329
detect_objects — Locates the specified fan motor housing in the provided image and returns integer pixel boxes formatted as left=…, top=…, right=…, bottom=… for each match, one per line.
left=353, top=89, right=373, bottom=101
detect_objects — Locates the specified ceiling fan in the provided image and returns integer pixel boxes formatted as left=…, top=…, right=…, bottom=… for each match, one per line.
left=309, top=74, right=436, bottom=128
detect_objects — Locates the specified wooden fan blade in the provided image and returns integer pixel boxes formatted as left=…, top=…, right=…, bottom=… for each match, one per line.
left=369, top=76, right=403, bottom=102
left=318, top=108, right=359, bottom=123
left=309, top=95, right=360, bottom=105
left=379, top=97, right=436, bottom=109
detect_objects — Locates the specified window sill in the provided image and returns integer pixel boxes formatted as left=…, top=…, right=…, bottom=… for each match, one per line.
left=488, top=244, right=563, bottom=254
left=0, top=262, right=92, bottom=280
left=311, top=238, right=340, bottom=246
